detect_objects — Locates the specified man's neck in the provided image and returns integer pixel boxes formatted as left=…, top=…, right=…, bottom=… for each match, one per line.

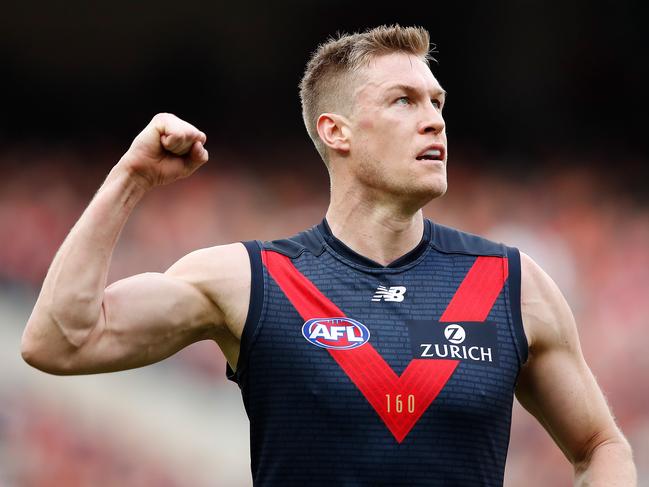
left=325, top=195, right=425, bottom=267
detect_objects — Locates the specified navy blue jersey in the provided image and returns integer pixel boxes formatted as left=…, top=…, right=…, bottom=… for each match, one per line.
left=227, top=218, right=528, bottom=486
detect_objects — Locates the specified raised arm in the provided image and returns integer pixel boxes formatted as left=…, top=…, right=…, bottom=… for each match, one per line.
left=516, top=252, right=636, bottom=486
left=21, top=114, right=248, bottom=375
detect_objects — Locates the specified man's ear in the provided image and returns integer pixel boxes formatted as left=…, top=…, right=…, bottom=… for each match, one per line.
left=316, top=113, right=351, bottom=154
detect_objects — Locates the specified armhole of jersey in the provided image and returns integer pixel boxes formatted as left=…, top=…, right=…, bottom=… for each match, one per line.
left=506, top=246, right=529, bottom=365
left=226, top=240, right=264, bottom=386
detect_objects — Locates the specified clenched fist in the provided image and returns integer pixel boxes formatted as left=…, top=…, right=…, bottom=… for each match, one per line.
left=117, top=113, right=209, bottom=190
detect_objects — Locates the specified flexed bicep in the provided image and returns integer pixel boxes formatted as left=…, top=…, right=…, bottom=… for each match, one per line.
left=21, top=114, right=214, bottom=374
left=83, top=271, right=223, bottom=374
left=23, top=243, right=250, bottom=376
left=27, top=270, right=222, bottom=375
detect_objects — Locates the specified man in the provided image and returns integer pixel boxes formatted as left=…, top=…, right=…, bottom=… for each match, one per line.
left=22, top=25, right=635, bottom=486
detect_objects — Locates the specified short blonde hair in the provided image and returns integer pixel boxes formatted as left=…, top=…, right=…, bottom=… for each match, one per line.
left=299, top=24, right=433, bottom=164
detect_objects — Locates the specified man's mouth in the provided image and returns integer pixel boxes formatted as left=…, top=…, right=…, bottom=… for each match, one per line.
left=415, top=145, right=445, bottom=161
left=416, top=149, right=443, bottom=161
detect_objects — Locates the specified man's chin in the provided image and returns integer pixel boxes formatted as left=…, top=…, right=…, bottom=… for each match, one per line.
left=433, top=180, right=448, bottom=198
left=395, top=180, right=447, bottom=210
left=416, top=176, right=448, bottom=199
left=421, top=185, right=447, bottom=204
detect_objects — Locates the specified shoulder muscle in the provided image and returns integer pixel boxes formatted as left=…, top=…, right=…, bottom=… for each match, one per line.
left=520, top=251, right=577, bottom=353
left=165, top=242, right=251, bottom=339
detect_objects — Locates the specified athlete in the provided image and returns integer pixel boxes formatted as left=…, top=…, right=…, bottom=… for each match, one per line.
left=22, top=25, right=635, bottom=486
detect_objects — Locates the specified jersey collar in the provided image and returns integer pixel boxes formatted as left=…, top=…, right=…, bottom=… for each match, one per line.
left=316, top=217, right=432, bottom=269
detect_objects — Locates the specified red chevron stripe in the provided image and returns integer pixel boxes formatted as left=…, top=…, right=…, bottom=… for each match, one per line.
left=262, top=250, right=508, bottom=443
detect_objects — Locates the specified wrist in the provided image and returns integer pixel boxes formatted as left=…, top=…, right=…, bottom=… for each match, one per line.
left=103, top=164, right=150, bottom=209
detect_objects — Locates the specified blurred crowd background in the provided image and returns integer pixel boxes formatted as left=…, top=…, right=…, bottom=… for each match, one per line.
left=1, top=1, right=648, bottom=486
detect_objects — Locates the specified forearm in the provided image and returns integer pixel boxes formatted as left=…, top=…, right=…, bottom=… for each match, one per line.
left=22, top=114, right=209, bottom=373
left=23, top=164, right=147, bottom=351
left=574, top=438, right=636, bottom=486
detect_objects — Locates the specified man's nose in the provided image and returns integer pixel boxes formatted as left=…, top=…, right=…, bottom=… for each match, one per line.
left=418, top=104, right=445, bottom=135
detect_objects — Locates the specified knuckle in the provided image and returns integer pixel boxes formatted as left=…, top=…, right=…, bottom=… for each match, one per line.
left=181, top=123, right=197, bottom=137
left=151, top=112, right=176, bottom=125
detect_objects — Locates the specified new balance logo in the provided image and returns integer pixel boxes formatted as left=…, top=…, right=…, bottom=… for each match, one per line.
left=372, top=286, right=407, bottom=302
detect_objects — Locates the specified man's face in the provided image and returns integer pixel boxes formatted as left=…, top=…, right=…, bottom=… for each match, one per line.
left=347, top=52, right=448, bottom=204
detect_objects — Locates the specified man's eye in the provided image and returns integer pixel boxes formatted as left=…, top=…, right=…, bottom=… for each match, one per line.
left=431, top=99, right=442, bottom=109
left=395, top=96, right=410, bottom=105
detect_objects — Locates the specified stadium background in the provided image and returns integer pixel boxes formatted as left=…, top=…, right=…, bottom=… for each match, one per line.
left=1, top=1, right=647, bottom=485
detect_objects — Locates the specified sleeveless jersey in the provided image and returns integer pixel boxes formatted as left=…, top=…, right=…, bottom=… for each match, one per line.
left=227, top=218, right=528, bottom=486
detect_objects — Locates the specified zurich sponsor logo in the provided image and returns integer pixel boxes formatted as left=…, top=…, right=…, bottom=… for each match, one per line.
left=302, top=317, right=370, bottom=350
left=444, top=324, right=466, bottom=344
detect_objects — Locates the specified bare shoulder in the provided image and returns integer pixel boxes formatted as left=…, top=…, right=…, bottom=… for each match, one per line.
left=516, top=254, right=635, bottom=479
left=519, top=250, right=577, bottom=354
left=165, top=242, right=251, bottom=340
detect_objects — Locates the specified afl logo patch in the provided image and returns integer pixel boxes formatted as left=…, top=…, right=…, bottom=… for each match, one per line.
left=302, top=317, right=370, bottom=350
